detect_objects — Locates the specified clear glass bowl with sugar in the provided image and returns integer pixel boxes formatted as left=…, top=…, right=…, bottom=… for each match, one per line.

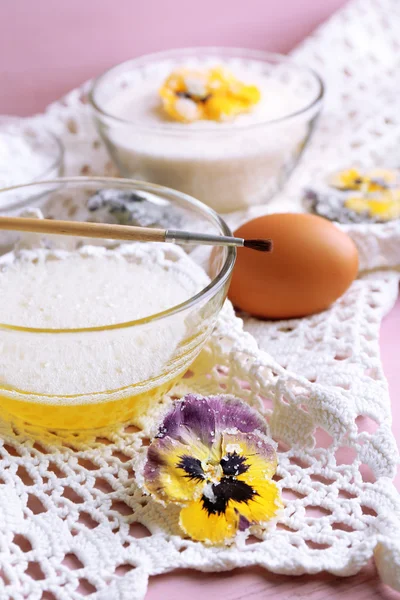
left=89, top=48, right=324, bottom=213
left=0, top=177, right=235, bottom=430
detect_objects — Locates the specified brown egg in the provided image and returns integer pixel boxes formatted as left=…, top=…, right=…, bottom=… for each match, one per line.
left=228, top=213, right=359, bottom=319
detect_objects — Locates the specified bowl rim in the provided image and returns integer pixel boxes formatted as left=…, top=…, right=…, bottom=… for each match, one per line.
left=0, top=176, right=236, bottom=334
left=88, top=46, right=325, bottom=134
left=0, top=116, right=64, bottom=194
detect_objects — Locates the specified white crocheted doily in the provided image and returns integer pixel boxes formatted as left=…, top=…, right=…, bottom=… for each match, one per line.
left=1, top=1, right=400, bottom=598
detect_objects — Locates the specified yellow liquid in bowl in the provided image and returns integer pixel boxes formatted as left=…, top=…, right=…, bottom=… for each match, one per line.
left=0, top=329, right=210, bottom=430
left=0, top=377, right=181, bottom=430
left=0, top=244, right=215, bottom=431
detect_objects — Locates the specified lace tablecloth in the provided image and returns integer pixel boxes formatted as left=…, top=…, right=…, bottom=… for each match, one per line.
left=1, top=1, right=400, bottom=599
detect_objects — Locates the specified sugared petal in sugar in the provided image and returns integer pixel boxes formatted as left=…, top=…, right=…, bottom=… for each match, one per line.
left=159, top=66, right=261, bottom=123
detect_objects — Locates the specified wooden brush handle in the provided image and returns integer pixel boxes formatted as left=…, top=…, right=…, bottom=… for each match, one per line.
left=0, top=216, right=166, bottom=243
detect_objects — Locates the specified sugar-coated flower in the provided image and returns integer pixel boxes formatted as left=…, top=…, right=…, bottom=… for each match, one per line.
left=159, top=67, right=261, bottom=123
left=329, top=168, right=400, bottom=221
left=143, top=394, right=282, bottom=545
left=309, top=167, right=400, bottom=223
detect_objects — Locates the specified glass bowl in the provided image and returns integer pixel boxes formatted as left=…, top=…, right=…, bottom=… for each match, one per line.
left=0, top=116, right=64, bottom=252
left=89, top=47, right=324, bottom=214
left=0, top=177, right=235, bottom=430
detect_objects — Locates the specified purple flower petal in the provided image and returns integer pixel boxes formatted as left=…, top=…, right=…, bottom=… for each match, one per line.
left=143, top=443, right=165, bottom=486
left=158, top=394, right=267, bottom=448
left=207, top=396, right=267, bottom=435
left=160, top=395, right=216, bottom=446
left=238, top=515, right=251, bottom=531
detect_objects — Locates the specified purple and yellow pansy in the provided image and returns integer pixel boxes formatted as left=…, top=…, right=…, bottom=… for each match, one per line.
left=159, top=67, right=261, bottom=123
left=143, top=394, right=282, bottom=545
left=328, top=168, right=400, bottom=220
left=307, top=167, right=400, bottom=223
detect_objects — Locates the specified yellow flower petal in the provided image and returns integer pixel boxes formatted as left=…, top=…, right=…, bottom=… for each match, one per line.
left=221, top=431, right=278, bottom=480
left=220, top=432, right=281, bottom=525
left=345, top=194, right=400, bottom=221
left=144, top=435, right=210, bottom=504
left=205, top=95, right=245, bottom=120
left=231, top=479, right=282, bottom=524
left=179, top=500, right=238, bottom=544
left=366, top=199, right=400, bottom=218
left=329, top=168, right=363, bottom=190
left=230, top=83, right=261, bottom=104
left=344, top=196, right=370, bottom=214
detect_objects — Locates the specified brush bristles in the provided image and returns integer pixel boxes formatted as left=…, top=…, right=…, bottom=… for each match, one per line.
left=243, top=238, right=273, bottom=252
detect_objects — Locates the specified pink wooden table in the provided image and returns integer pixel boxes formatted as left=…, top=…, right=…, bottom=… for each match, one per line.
left=146, top=295, right=400, bottom=599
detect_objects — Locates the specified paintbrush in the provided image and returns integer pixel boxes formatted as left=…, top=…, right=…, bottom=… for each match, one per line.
left=0, top=216, right=273, bottom=252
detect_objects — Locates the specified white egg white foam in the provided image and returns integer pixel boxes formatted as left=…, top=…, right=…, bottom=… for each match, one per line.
left=0, top=243, right=210, bottom=399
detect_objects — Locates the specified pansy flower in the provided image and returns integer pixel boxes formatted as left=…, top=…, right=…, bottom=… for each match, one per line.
left=159, top=67, right=261, bottom=123
left=306, top=167, right=400, bottom=223
left=143, top=394, right=282, bottom=545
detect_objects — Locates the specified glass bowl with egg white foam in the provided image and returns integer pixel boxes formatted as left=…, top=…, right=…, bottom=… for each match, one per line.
left=0, top=177, right=235, bottom=430
left=0, top=116, right=64, bottom=253
left=89, top=47, right=324, bottom=214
